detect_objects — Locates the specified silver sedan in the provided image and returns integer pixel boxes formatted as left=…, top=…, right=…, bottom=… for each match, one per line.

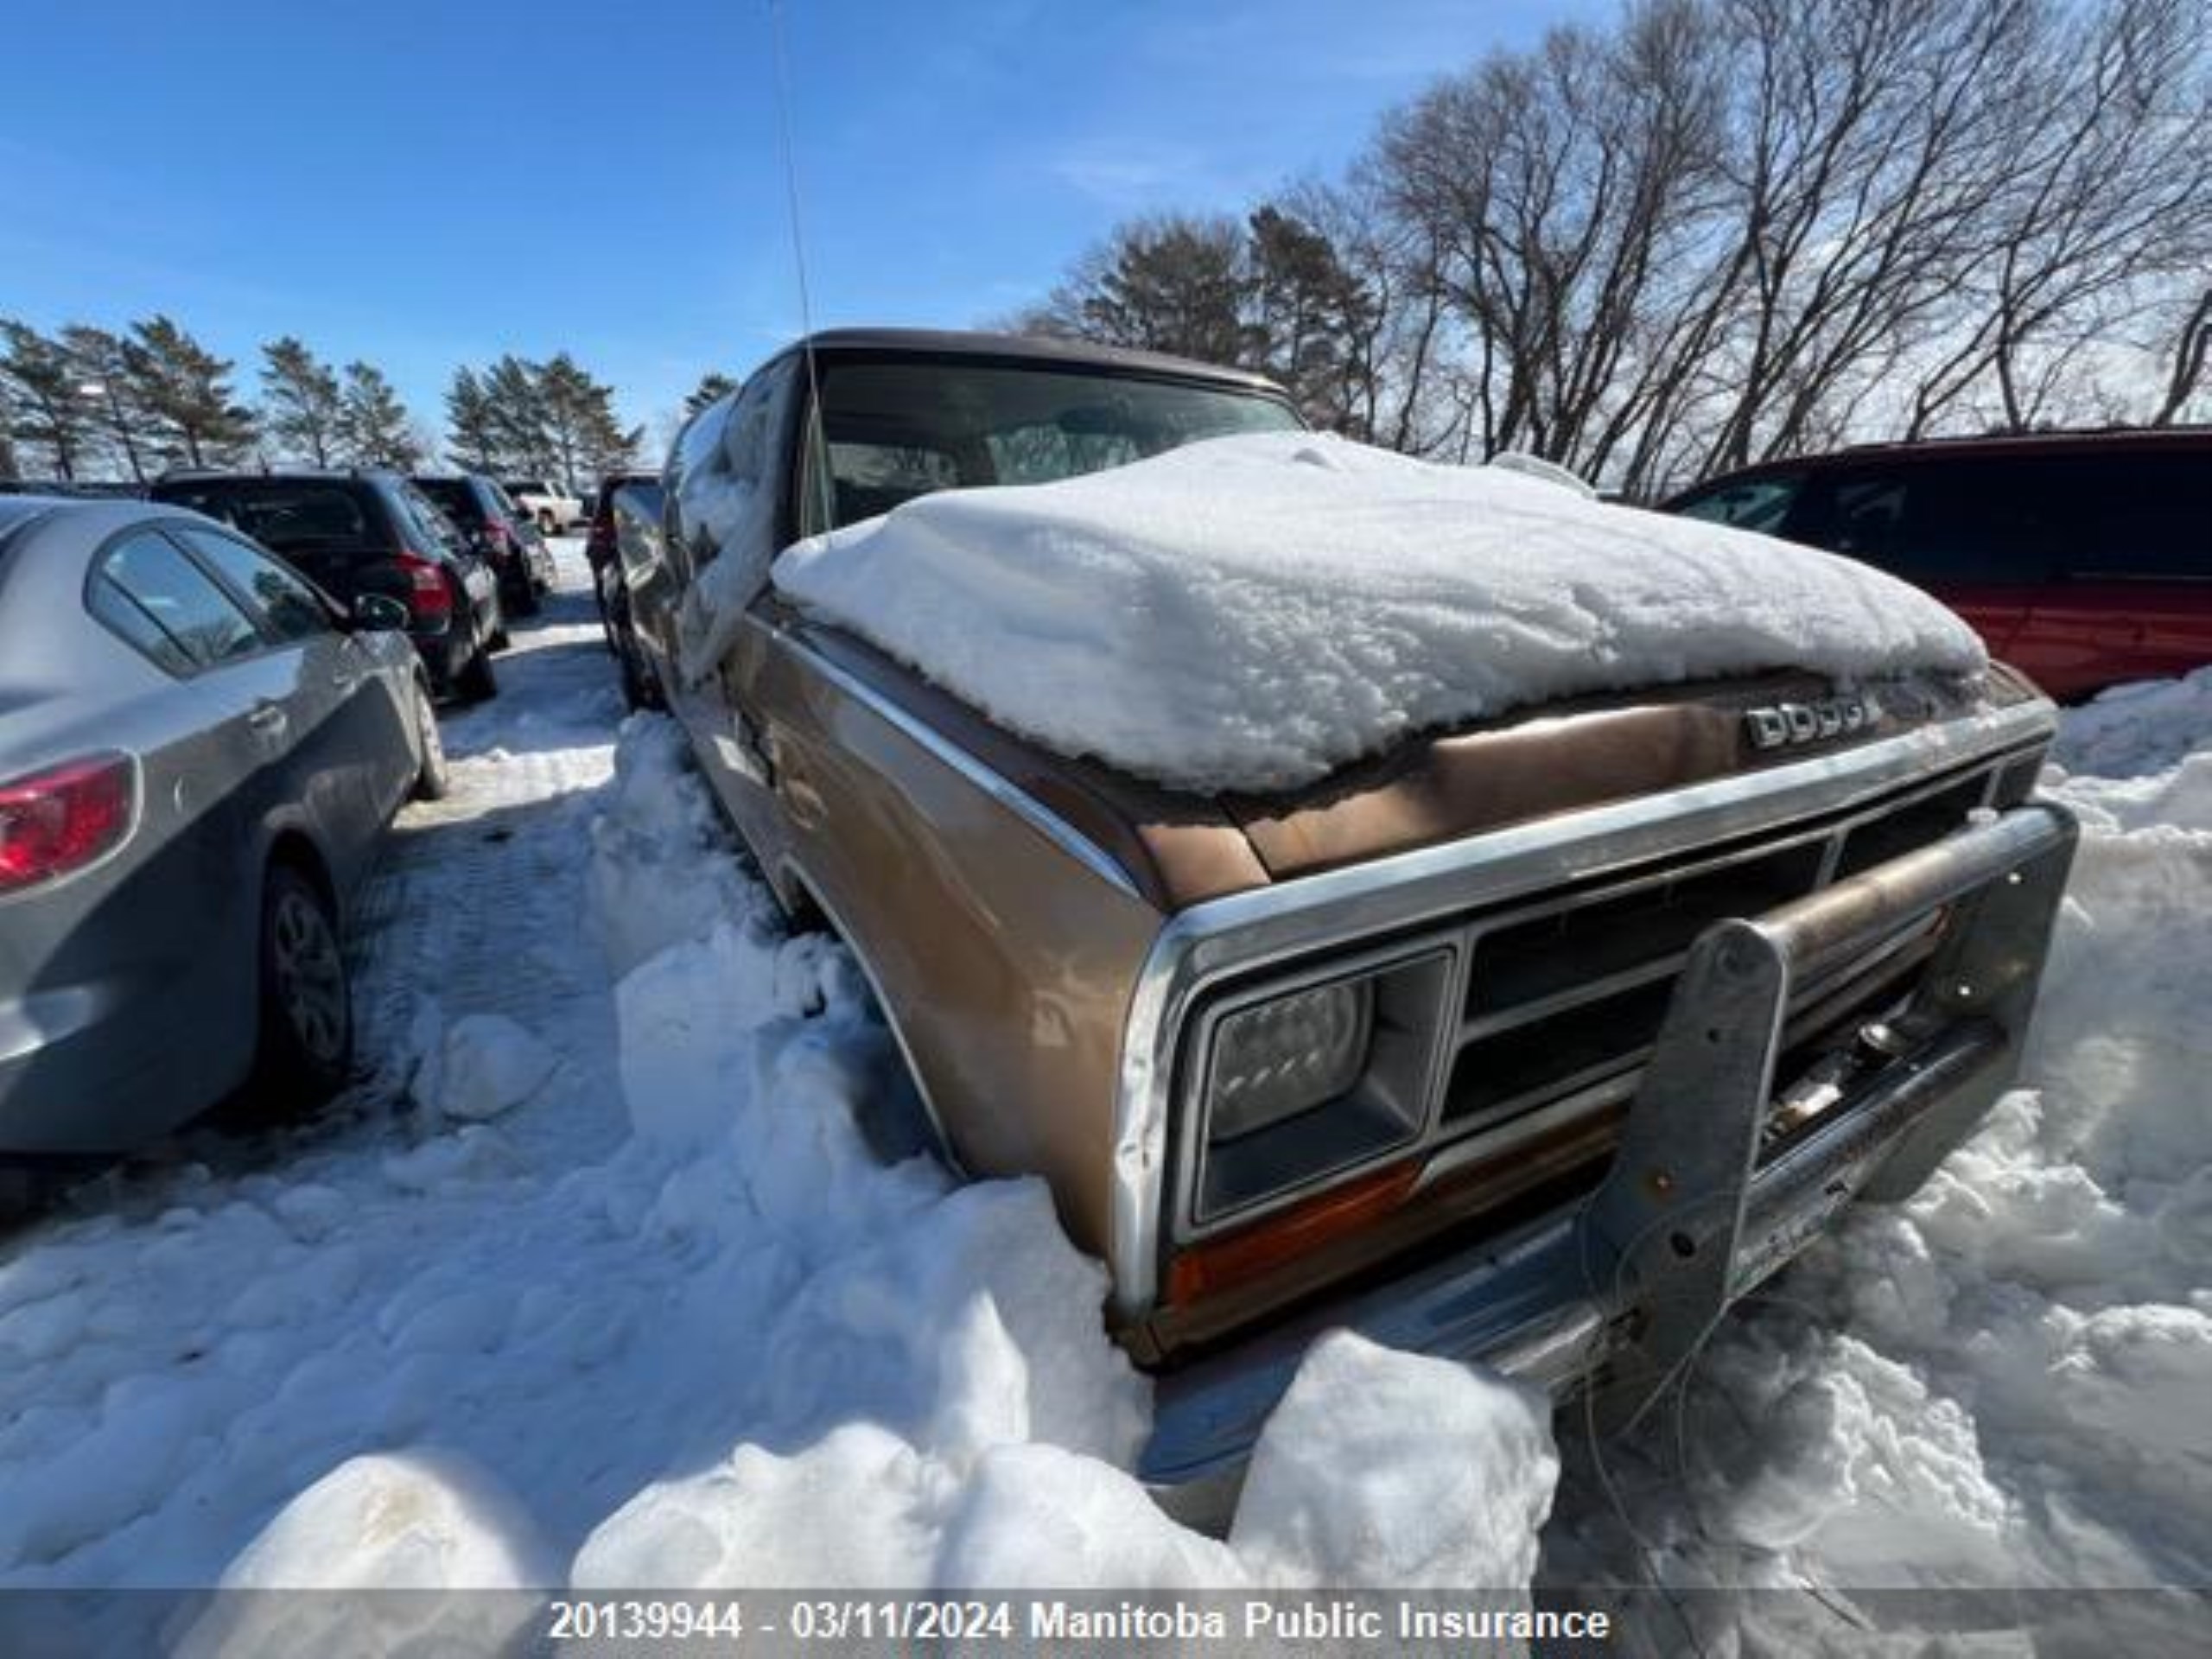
left=0, top=497, right=445, bottom=1172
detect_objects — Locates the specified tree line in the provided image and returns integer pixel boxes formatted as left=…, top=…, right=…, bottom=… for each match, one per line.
left=1018, top=0, right=2212, bottom=497
left=0, top=315, right=642, bottom=491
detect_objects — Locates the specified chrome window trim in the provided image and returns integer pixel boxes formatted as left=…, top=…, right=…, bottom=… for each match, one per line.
left=765, top=620, right=1143, bottom=900
left=1107, top=695, right=2056, bottom=1317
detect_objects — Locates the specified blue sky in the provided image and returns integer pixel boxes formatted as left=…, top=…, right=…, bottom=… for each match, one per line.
left=2, top=0, right=1591, bottom=439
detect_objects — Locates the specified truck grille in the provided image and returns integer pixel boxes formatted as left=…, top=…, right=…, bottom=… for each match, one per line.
left=1437, top=759, right=2012, bottom=1143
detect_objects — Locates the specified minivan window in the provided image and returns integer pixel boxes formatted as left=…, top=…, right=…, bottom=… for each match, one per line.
left=1790, top=458, right=2065, bottom=584
left=2056, top=453, right=2211, bottom=582
left=98, top=529, right=264, bottom=667
left=1674, top=474, right=1802, bottom=534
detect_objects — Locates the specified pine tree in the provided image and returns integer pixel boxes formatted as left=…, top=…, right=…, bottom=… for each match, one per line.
left=537, top=353, right=636, bottom=490
left=337, top=361, right=423, bottom=468
left=0, top=321, right=96, bottom=480
left=444, top=366, right=502, bottom=472
left=535, top=354, right=594, bottom=492
left=0, top=410, right=18, bottom=482
left=1243, top=204, right=1376, bottom=429
left=1079, top=216, right=1250, bottom=364
left=60, top=326, right=152, bottom=483
left=259, top=336, right=346, bottom=466
left=484, top=355, right=553, bottom=478
left=124, top=316, right=256, bottom=469
left=683, top=372, right=739, bottom=416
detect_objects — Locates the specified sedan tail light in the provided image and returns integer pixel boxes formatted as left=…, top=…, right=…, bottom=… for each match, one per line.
left=0, top=753, right=137, bottom=895
left=395, top=550, right=452, bottom=623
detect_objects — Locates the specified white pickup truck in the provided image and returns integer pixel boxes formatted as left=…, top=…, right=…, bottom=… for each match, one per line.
left=500, top=478, right=584, bottom=535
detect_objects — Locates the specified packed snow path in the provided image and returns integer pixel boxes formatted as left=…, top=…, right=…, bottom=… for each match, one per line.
left=0, top=541, right=2204, bottom=1648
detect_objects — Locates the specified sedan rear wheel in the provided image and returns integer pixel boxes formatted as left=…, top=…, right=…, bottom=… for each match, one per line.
left=250, top=867, right=353, bottom=1108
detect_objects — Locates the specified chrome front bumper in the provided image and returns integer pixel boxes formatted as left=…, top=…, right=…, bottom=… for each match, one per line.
left=1141, top=802, right=2077, bottom=1522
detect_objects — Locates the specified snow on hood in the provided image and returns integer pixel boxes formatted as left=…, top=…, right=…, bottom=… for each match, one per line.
left=771, top=431, right=1986, bottom=795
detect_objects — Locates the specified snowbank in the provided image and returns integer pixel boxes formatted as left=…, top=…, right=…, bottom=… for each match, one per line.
left=429, top=1014, right=558, bottom=1122
left=1231, top=1332, right=1558, bottom=1588
left=564, top=728, right=1561, bottom=1592
left=0, top=703, right=1561, bottom=1604
left=2051, top=664, right=2212, bottom=779
left=771, top=432, right=1985, bottom=792
left=1545, top=669, right=2212, bottom=1616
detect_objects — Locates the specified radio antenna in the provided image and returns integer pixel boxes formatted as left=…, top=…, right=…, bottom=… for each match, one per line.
left=767, top=0, right=837, bottom=537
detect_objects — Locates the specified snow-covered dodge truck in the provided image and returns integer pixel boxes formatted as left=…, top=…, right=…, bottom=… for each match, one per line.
left=651, top=329, right=2076, bottom=1509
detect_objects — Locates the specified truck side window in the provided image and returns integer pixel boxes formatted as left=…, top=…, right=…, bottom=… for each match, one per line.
left=671, top=363, right=797, bottom=570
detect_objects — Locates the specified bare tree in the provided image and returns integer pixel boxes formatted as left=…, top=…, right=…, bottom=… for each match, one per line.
left=1901, top=0, right=2212, bottom=434
left=2152, top=280, right=2212, bottom=421
left=1376, top=0, right=1735, bottom=477
left=1015, top=0, right=2212, bottom=487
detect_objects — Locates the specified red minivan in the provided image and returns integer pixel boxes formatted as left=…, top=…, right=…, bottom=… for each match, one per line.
left=1662, top=430, right=2212, bottom=702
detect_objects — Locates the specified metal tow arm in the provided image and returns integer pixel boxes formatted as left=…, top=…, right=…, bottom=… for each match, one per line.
left=1581, top=803, right=2078, bottom=1433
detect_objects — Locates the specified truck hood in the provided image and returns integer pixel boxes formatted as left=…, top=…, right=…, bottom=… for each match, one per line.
left=772, top=431, right=1986, bottom=798
left=791, top=619, right=2037, bottom=912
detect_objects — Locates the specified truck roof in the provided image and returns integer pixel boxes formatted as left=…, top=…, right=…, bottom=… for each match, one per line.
left=791, top=327, right=1288, bottom=396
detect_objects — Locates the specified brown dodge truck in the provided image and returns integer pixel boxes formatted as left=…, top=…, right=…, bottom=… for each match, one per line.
left=640, top=330, right=2075, bottom=1510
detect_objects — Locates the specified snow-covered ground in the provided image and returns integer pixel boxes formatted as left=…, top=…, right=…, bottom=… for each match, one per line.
left=1, top=543, right=2204, bottom=1646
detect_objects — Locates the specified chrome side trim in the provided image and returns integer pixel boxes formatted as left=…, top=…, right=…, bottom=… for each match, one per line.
left=772, top=622, right=1144, bottom=901
left=1106, top=696, right=2054, bottom=1316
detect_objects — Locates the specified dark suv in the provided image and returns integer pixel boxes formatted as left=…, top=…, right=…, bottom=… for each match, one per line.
left=413, top=474, right=556, bottom=616
left=1665, top=429, right=2212, bottom=702
left=150, top=470, right=504, bottom=702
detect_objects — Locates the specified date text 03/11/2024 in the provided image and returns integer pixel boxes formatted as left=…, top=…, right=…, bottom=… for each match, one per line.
left=542, top=1598, right=1617, bottom=1646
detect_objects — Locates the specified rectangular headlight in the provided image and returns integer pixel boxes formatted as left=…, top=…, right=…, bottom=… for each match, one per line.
left=1191, top=945, right=1456, bottom=1224
left=1207, top=980, right=1374, bottom=1141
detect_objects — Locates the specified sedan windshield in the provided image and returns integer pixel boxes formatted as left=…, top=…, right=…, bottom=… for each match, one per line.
left=808, top=357, right=1302, bottom=532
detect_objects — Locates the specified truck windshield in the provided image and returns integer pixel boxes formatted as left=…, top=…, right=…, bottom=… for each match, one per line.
left=809, top=357, right=1303, bottom=531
